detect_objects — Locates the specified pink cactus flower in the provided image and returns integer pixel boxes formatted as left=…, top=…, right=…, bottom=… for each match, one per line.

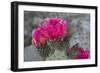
left=44, top=18, right=67, bottom=40
left=32, top=23, right=48, bottom=48
left=32, top=17, right=67, bottom=47
left=66, top=47, right=89, bottom=59
left=76, top=48, right=89, bottom=59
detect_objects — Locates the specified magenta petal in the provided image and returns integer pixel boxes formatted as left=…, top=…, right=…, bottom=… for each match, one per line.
left=44, top=18, right=67, bottom=40
left=32, top=24, right=48, bottom=48
left=76, top=48, right=89, bottom=59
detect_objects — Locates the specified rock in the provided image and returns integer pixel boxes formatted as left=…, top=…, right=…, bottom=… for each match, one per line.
left=24, top=45, right=43, bottom=61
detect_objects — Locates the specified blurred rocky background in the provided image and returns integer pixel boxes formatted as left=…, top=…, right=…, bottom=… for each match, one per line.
left=24, top=11, right=90, bottom=61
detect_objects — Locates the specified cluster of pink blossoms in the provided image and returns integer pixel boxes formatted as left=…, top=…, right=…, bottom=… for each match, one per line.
left=32, top=18, right=67, bottom=48
left=32, top=17, right=89, bottom=59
